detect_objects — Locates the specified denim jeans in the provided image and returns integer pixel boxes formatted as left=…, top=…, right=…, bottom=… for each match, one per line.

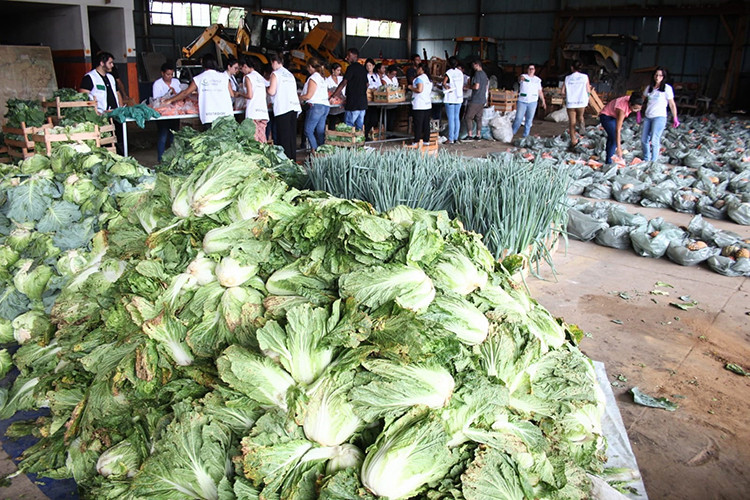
left=156, top=119, right=179, bottom=162
left=599, top=114, right=618, bottom=164
left=304, top=104, right=330, bottom=150
left=445, top=103, right=461, bottom=142
left=512, top=101, right=538, bottom=137
left=641, top=115, right=667, bottom=162
left=345, top=109, right=366, bottom=130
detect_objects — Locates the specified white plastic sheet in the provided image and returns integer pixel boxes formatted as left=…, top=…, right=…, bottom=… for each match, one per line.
left=594, top=361, right=649, bottom=500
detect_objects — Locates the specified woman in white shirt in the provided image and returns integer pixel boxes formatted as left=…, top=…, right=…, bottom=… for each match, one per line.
left=512, top=63, right=546, bottom=138
left=240, top=58, right=270, bottom=143
left=640, top=66, right=679, bottom=162
left=365, top=58, right=380, bottom=141
left=442, top=57, right=464, bottom=144
left=408, top=62, right=433, bottom=144
left=164, top=53, right=233, bottom=127
left=152, top=62, right=182, bottom=162
left=266, top=53, right=302, bottom=161
left=325, top=63, right=345, bottom=128
left=299, top=58, right=331, bottom=151
left=562, top=60, right=591, bottom=148
left=225, top=57, right=240, bottom=108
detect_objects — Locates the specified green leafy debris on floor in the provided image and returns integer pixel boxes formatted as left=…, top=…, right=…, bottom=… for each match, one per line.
left=725, top=363, right=750, bottom=376
left=630, top=387, right=679, bottom=411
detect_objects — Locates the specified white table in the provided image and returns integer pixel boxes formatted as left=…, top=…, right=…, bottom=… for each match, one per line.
left=365, top=101, right=413, bottom=143
left=118, top=110, right=244, bottom=156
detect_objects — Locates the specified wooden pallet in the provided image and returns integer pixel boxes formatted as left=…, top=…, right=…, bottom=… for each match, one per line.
left=325, top=129, right=365, bottom=147
left=43, top=96, right=97, bottom=122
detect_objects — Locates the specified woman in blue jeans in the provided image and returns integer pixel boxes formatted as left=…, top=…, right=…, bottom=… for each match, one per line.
left=638, top=67, right=679, bottom=162
left=442, top=57, right=464, bottom=144
left=598, top=94, right=643, bottom=163
left=299, top=59, right=331, bottom=151
left=512, top=64, right=546, bottom=138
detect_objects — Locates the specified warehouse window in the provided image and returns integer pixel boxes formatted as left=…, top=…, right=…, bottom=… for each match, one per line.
left=346, top=17, right=401, bottom=39
left=210, top=6, right=246, bottom=28
left=150, top=1, right=238, bottom=27
left=261, top=9, right=333, bottom=23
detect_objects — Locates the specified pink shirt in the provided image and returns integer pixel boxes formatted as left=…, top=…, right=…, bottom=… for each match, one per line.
left=600, top=96, right=633, bottom=118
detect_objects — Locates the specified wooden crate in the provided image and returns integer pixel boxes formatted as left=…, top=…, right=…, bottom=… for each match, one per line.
left=32, top=124, right=110, bottom=155
left=373, top=87, right=406, bottom=103
left=2, top=121, right=54, bottom=159
left=98, top=122, right=118, bottom=153
left=489, top=90, right=517, bottom=112
left=0, top=145, right=10, bottom=164
left=43, top=96, right=97, bottom=122
left=587, top=89, right=605, bottom=115
left=325, top=129, right=365, bottom=147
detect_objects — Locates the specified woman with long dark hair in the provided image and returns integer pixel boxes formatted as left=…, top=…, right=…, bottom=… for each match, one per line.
left=267, top=53, right=302, bottom=160
left=299, top=58, right=331, bottom=152
left=639, top=67, right=679, bottom=162
left=599, top=93, right=643, bottom=164
left=562, top=60, right=591, bottom=148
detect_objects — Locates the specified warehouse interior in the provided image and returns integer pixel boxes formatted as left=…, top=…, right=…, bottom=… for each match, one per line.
left=0, top=0, right=749, bottom=499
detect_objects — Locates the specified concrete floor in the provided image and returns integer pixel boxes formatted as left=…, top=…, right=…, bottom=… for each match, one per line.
left=3, top=117, right=749, bottom=499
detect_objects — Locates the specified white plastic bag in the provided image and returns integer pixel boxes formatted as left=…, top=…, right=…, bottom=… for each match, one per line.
left=481, top=107, right=496, bottom=127
left=490, top=113, right=513, bottom=143
left=545, top=105, right=569, bottom=123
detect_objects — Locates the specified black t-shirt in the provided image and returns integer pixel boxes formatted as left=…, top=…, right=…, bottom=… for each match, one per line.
left=343, top=62, right=368, bottom=111
left=80, top=72, right=118, bottom=110
left=406, top=66, right=417, bottom=85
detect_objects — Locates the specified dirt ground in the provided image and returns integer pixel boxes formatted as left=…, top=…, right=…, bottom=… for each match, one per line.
left=2, top=117, right=749, bottom=499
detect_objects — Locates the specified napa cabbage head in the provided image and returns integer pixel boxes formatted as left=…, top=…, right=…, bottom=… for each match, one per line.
left=361, top=409, right=457, bottom=499
left=423, top=295, right=489, bottom=345
left=302, top=368, right=363, bottom=446
left=429, top=247, right=488, bottom=295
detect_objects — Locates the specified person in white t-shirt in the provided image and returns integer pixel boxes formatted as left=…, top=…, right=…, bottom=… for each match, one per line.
left=299, top=58, right=331, bottom=151
left=512, top=64, right=546, bottom=138
left=408, top=62, right=433, bottom=144
left=240, top=58, right=269, bottom=143
left=639, top=66, right=679, bottom=162
left=164, top=53, right=233, bottom=127
left=151, top=63, right=182, bottom=162
left=562, top=60, right=591, bottom=149
left=442, top=57, right=464, bottom=144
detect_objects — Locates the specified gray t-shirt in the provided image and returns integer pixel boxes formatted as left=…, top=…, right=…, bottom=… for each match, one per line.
left=469, top=70, right=488, bottom=104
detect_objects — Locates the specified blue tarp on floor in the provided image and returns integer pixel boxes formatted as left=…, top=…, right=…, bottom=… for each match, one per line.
left=1, top=364, right=79, bottom=499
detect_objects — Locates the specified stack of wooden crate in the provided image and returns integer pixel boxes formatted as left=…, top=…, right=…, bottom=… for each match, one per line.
left=489, top=90, right=517, bottom=112
left=1, top=120, right=54, bottom=160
